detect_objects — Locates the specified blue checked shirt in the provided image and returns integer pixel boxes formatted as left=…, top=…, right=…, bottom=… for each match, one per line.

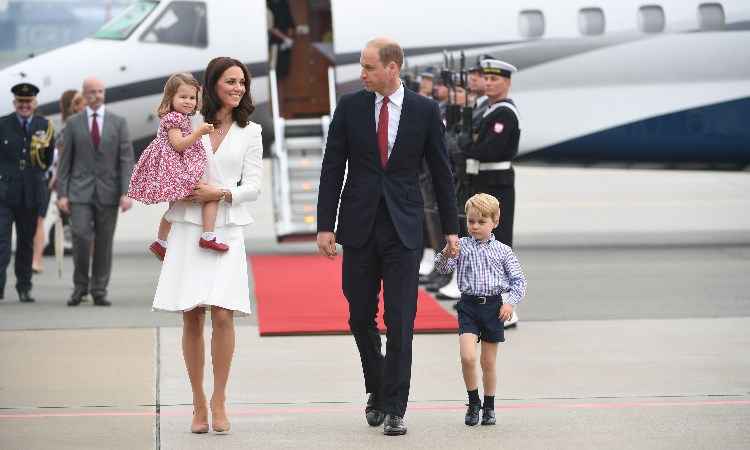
left=434, top=235, right=527, bottom=305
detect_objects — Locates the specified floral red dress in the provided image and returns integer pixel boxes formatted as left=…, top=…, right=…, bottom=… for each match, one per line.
left=128, top=111, right=207, bottom=204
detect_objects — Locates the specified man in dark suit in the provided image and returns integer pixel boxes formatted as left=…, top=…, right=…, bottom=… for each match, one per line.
left=57, top=77, right=134, bottom=307
left=0, top=83, right=55, bottom=302
left=317, top=37, right=459, bottom=436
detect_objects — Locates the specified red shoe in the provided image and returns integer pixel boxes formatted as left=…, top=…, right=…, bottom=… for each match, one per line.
left=149, top=241, right=166, bottom=261
left=199, top=237, right=229, bottom=253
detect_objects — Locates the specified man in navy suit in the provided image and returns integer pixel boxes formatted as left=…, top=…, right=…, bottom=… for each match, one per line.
left=317, top=37, right=459, bottom=436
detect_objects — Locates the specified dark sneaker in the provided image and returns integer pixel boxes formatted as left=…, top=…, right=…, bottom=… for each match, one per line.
left=481, top=407, right=496, bottom=425
left=465, top=403, right=481, bottom=426
left=365, top=393, right=385, bottom=427
left=383, top=414, right=407, bottom=436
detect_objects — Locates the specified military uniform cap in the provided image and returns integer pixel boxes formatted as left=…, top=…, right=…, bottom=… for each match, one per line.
left=469, top=54, right=495, bottom=73
left=11, top=82, right=40, bottom=98
left=480, top=59, right=517, bottom=78
left=419, top=67, right=435, bottom=79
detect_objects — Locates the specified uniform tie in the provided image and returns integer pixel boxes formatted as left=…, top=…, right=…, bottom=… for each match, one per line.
left=90, top=112, right=101, bottom=149
left=21, top=118, right=29, bottom=137
left=377, top=96, right=389, bottom=168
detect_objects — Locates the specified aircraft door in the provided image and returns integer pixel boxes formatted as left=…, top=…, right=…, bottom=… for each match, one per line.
left=270, top=0, right=333, bottom=118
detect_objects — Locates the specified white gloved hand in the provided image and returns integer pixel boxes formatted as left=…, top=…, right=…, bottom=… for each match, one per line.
left=280, top=37, right=294, bottom=51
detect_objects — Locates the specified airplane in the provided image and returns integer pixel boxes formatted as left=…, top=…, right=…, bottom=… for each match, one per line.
left=2, top=0, right=749, bottom=241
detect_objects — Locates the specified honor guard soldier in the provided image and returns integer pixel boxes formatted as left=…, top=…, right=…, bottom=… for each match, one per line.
left=0, top=82, right=55, bottom=302
left=457, top=58, right=520, bottom=326
left=417, top=67, right=435, bottom=98
left=467, top=63, right=488, bottom=124
left=459, top=58, right=520, bottom=247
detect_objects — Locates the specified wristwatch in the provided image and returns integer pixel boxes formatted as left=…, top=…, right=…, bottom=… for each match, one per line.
left=218, top=189, right=229, bottom=202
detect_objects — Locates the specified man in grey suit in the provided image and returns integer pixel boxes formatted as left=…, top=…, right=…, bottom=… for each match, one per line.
left=57, top=77, right=134, bottom=306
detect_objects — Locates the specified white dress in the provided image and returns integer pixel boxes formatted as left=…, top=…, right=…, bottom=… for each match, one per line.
left=152, top=121, right=263, bottom=316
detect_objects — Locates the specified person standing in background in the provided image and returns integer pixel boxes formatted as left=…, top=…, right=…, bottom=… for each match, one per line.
left=0, top=83, right=55, bottom=302
left=31, top=89, right=83, bottom=273
left=57, top=77, right=134, bottom=307
left=267, top=0, right=295, bottom=79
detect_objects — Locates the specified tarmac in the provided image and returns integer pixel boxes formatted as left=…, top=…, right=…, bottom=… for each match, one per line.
left=1, top=166, right=749, bottom=449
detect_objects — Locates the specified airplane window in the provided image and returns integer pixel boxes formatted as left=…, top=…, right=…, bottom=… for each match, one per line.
left=519, top=10, right=545, bottom=38
left=578, top=7, right=605, bottom=36
left=638, top=5, right=665, bottom=33
left=698, top=3, right=725, bottom=30
left=141, top=1, right=208, bottom=47
left=93, top=0, right=158, bottom=40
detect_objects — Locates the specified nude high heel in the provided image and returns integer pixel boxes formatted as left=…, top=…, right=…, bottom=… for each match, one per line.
left=191, top=410, right=209, bottom=434
left=211, top=399, right=231, bottom=434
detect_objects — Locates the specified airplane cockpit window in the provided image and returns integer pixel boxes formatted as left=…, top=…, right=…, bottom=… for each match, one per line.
left=140, top=1, right=208, bottom=47
left=93, top=0, right=158, bottom=40
left=698, top=3, right=725, bottom=30
left=638, top=5, right=666, bottom=33
left=578, top=7, right=606, bottom=36
left=518, top=9, right=545, bottom=38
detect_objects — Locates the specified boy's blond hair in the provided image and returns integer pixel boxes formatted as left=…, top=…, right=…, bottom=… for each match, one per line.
left=465, top=193, right=501, bottom=222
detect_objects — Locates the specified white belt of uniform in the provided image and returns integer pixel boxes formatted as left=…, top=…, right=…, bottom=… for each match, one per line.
left=478, top=161, right=512, bottom=171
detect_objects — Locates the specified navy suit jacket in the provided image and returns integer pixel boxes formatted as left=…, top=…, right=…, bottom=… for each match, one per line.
left=317, top=88, right=458, bottom=249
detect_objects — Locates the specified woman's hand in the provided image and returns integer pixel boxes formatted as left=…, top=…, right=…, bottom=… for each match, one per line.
left=188, top=182, right=220, bottom=203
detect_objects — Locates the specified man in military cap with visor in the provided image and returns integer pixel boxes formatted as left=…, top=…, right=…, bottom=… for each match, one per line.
left=458, top=58, right=521, bottom=326
left=0, top=82, right=55, bottom=302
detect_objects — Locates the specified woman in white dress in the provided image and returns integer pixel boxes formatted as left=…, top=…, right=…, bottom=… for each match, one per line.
left=152, top=57, right=263, bottom=434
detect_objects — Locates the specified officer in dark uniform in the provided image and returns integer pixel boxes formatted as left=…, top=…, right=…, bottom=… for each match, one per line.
left=458, top=58, right=520, bottom=247
left=0, top=82, right=55, bottom=302
left=457, top=58, right=521, bottom=326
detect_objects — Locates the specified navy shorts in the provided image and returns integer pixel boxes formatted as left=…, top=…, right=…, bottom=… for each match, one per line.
left=456, top=294, right=505, bottom=343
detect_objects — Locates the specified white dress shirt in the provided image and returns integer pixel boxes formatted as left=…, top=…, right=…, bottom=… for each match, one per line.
left=374, top=83, right=404, bottom=158
left=86, top=105, right=105, bottom=132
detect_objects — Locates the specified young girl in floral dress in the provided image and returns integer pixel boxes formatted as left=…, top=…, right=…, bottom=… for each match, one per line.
left=128, top=73, right=229, bottom=259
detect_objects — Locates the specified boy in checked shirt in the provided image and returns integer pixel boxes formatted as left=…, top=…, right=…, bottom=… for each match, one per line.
left=434, top=193, right=527, bottom=427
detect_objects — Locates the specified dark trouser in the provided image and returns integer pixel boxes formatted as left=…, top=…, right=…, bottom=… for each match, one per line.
left=70, top=203, right=118, bottom=298
left=0, top=203, right=37, bottom=294
left=485, top=185, right=515, bottom=247
left=342, top=201, right=420, bottom=417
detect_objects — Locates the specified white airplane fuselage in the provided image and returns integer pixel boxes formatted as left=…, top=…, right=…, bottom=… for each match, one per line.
left=1, top=0, right=749, bottom=166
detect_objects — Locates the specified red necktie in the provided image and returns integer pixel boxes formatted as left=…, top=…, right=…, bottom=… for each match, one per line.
left=377, top=96, right=390, bottom=168
left=90, top=112, right=100, bottom=149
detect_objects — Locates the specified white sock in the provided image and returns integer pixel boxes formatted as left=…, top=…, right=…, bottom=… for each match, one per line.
left=157, top=239, right=168, bottom=248
left=201, top=232, right=216, bottom=241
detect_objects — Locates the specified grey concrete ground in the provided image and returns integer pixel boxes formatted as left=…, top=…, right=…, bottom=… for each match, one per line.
left=1, top=166, right=749, bottom=449
left=1, top=242, right=749, bottom=450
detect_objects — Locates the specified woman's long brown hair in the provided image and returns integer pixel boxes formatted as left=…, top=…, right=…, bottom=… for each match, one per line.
left=201, top=57, right=254, bottom=128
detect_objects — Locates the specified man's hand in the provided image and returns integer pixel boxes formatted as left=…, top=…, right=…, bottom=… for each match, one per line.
left=444, top=234, right=459, bottom=258
left=499, top=304, right=513, bottom=322
left=119, top=195, right=133, bottom=213
left=316, top=231, right=337, bottom=259
left=57, top=196, right=70, bottom=214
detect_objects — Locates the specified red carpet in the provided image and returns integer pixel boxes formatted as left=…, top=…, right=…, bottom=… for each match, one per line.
left=250, top=255, right=458, bottom=336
